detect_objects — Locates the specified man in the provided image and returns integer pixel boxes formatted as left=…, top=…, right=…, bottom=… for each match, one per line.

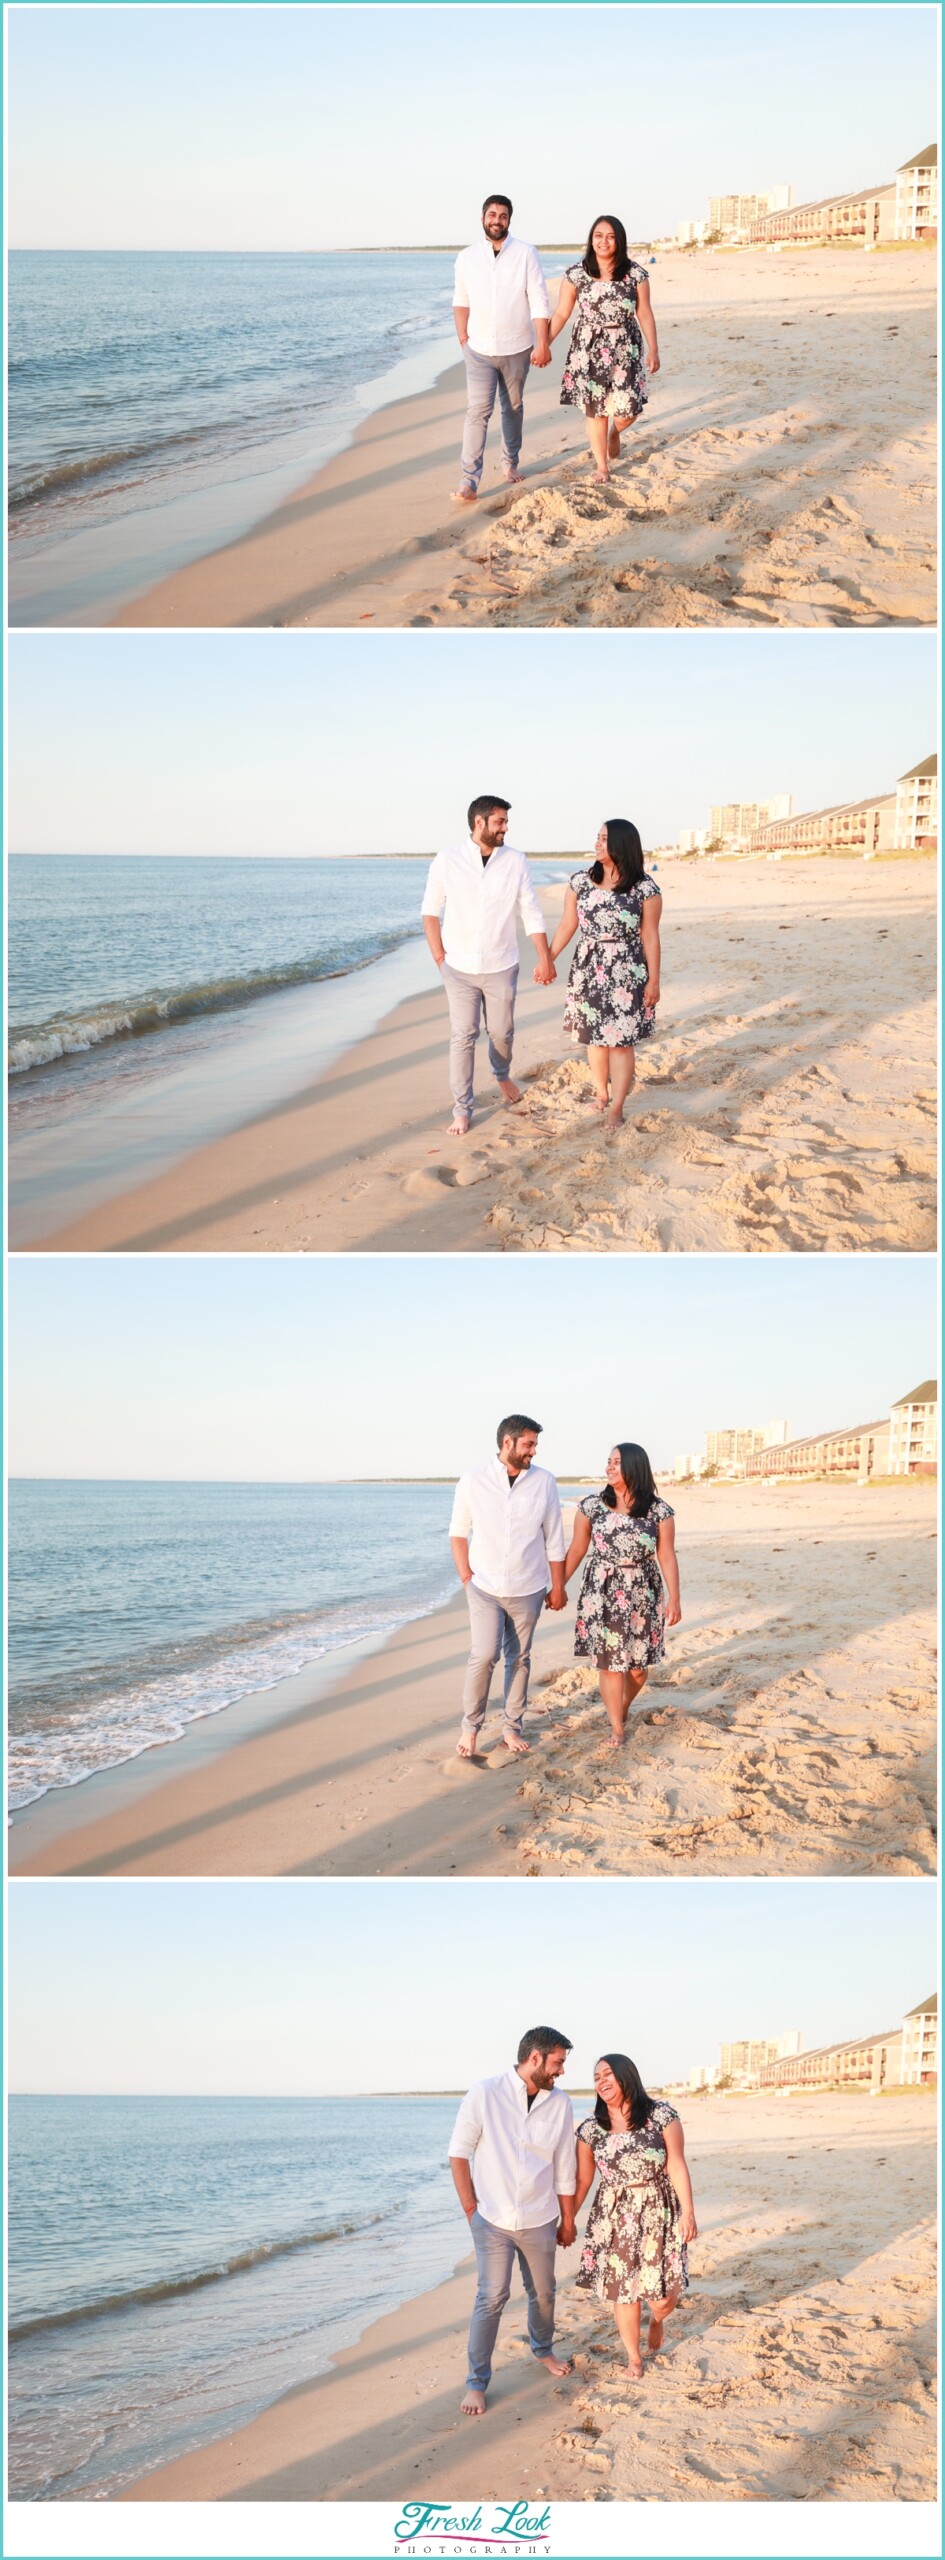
left=422, top=796, right=555, bottom=1138
left=450, top=1412, right=567, bottom=1759
left=452, top=195, right=551, bottom=502
left=449, top=2026, right=577, bottom=2418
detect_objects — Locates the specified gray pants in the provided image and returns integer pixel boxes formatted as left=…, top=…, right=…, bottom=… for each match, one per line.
left=466, top=2211, right=558, bottom=2390
left=441, top=963, right=517, bottom=1117
left=460, top=1582, right=545, bottom=1744
left=461, top=345, right=532, bottom=490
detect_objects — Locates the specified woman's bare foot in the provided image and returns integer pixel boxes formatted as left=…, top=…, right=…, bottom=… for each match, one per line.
left=593, top=467, right=610, bottom=484
left=625, top=2353, right=644, bottom=2380
left=607, top=428, right=622, bottom=459
left=448, top=1112, right=472, bottom=1137
left=606, top=1728, right=628, bottom=1750
left=606, top=1106, right=625, bottom=1131
left=499, top=1078, right=524, bottom=1106
left=460, top=2386, right=486, bottom=2416
left=590, top=1088, right=610, bottom=1112
left=501, top=1731, right=531, bottom=1755
left=647, top=2314, right=664, bottom=2354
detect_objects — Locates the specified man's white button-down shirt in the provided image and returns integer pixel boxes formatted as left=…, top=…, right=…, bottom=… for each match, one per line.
left=422, top=839, right=546, bottom=977
left=453, top=235, right=550, bottom=358
left=449, top=2069, right=577, bottom=2230
left=450, top=1457, right=566, bottom=1598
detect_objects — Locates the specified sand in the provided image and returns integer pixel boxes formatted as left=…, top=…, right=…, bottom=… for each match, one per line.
left=37, top=858, right=937, bottom=1258
left=120, top=2090, right=937, bottom=2504
left=113, top=249, right=936, bottom=632
left=12, top=1479, right=936, bottom=1881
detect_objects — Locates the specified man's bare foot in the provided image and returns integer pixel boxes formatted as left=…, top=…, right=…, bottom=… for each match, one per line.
left=503, top=465, right=525, bottom=483
left=625, top=2353, right=644, bottom=2380
left=460, top=2386, right=487, bottom=2416
left=448, top=1112, right=472, bottom=1137
left=452, top=485, right=478, bottom=503
left=499, top=1078, right=523, bottom=1105
left=456, top=1738, right=478, bottom=1758
left=647, top=2314, right=664, bottom=2354
left=539, top=2353, right=573, bottom=2378
left=501, top=1731, right=531, bottom=1755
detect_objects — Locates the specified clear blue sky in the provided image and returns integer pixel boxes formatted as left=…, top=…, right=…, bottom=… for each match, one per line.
left=8, top=6, right=936, bottom=249
left=8, top=1878, right=936, bottom=2094
left=8, top=631, right=936, bottom=857
left=8, top=1255, right=936, bottom=1481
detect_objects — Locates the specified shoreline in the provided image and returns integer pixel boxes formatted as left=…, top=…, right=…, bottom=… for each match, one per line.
left=118, top=2089, right=937, bottom=2504
left=32, top=858, right=937, bottom=1257
left=111, top=248, right=936, bottom=631
left=11, top=1478, right=936, bottom=1880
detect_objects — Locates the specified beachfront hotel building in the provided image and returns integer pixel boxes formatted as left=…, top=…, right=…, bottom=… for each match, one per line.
left=894, top=753, right=938, bottom=849
left=742, top=1380, right=937, bottom=1485
left=895, top=145, right=938, bottom=240
left=674, top=1421, right=787, bottom=1480
left=710, top=795, right=793, bottom=846
left=749, top=179, right=896, bottom=248
left=709, top=187, right=792, bottom=239
left=759, top=1994, right=937, bottom=2094
left=900, top=1995, right=938, bottom=2086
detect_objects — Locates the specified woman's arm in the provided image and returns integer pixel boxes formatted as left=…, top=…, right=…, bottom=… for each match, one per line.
left=635, top=275, right=660, bottom=371
left=560, top=1507, right=592, bottom=1587
left=573, top=2138, right=598, bottom=2213
left=640, top=891, right=662, bottom=1009
left=550, top=886, right=580, bottom=962
left=663, top=2118, right=697, bottom=2241
left=657, top=1517, right=681, bottom=1624
left=548, top=276, right=578, bottom=345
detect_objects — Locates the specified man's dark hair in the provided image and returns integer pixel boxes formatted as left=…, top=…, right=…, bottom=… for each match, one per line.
left=589, top=817, right=645, bottom=893
left=583, top=213, right=632, bottom=281
left=593, top=2052, right=654, bottom=2132
left=601, top=1441, right=657, bottom=1515
left=483, top=195, right=513, bottom=220
left=497, top=1413, right=542, bottom=1449
left=517, top=2026, right=573, bottom=2064
left=468, top=794, right=511, bottom=834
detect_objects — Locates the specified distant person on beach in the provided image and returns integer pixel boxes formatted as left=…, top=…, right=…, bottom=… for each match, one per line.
left=560, top=1443, right=680, bottom=1747
left=549, top=216, right=659, bottom=482
left=449, top=2025, right=577, bottom=2418
left=575, top=2055, right=696, bottom=2378
left=549, top=820, right=662, bottom=1128
left=451, top=196, right=551, bottom=501
left=450, top=1413, right=567, bottom=1759
left=422, top=795, right=555, bottom=1137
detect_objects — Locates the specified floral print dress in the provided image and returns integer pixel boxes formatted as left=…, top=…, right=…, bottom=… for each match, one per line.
left=576, top=2104, right=689, bottom=2305
left=574, top=1493, right=674, bottom=1670
left=560, top=261, right=650, bottom=419
left=562, top=869, right=660, bottom=1049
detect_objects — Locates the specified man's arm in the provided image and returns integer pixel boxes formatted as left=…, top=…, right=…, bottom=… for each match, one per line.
left=554, top=2110, right=578, bottom=2244
left=453, top=252, right=471, bottom=348
left=450, top=1535, right=473, bottom=1587
left=450, top=2155, right=478, bottom=2217
left=453, top=305, right=471, bottom=349
left=544, top=1478, right=568, bottom=1607
left=449, top=2083, right=483, bottom=2218
left=421, top=855, right=446, bottom=966
left=518, top=858, right=556, bottom=984
left=449, top=1477, right=474, bottom=1582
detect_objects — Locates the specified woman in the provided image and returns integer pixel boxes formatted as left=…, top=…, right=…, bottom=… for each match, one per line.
left=575, top=2054, right=697, bottom=2380
left=549, top=216, right=660, bottom=482
left=550, top=821, right=661, bottom=1129
left=561, top=1442, right=680, bottom=1746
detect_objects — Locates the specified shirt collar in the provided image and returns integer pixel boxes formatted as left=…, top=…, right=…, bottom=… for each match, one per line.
left=507, top=2067, right=554, bottom=2109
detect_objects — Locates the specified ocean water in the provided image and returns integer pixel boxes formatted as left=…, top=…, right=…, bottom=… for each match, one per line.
left=8, top=2093, right=471, bottom=2499
left=8, top=250, right=460, bottom=621
left=8, top=1479, right=456, bottom=1808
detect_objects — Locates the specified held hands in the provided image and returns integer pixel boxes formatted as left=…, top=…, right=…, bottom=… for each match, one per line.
left=530, top=346, right=552, bottom=369
left=534, top=956, right=557, bottom=985
left=556, top=2214, right=577, bottom=2248
left=545, top=1586, right=567, bottom=1612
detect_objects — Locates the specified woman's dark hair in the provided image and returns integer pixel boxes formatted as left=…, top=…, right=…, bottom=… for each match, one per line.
left=583, top=214, right=631, bottom=281
left=602, top=1442, right=657, bottom=1514
left=594, top=2052, right=654, bottom=2131
left=589, top=818, right=644, bottom=893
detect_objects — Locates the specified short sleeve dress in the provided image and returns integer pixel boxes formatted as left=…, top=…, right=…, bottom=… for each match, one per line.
left=562, top=869, right=661, bottom=1050
left=576, top=2103, right=689, bottom=2305
left=560, top=261, right=651, bottom=420
left=574, top=1493, right=675, bottom=1670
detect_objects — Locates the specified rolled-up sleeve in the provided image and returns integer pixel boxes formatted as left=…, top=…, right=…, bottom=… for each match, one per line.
left=554, top=2109, right=578, bottom=2194
left=449, top=2082, right=483, bottom=2159
left=449, top=1473, right=473, bottom=1540
left=421, top=853, right=446, bottom=920
left=516, top=856, right=547, bottom=941
left=453, top=250, right=471, bottom=309
left=542, top=1476, right=567, bottom=1563
left=525, top=247, right=550, bottom=319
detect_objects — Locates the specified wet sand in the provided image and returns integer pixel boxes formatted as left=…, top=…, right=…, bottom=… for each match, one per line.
left=37, top=858, right=937, bottom=1258
left=121, top=2090, right=937, bottom=2503
left=12, top=1479, right=936, bottom=1880
left=114, top=249, right=936, bottom=632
